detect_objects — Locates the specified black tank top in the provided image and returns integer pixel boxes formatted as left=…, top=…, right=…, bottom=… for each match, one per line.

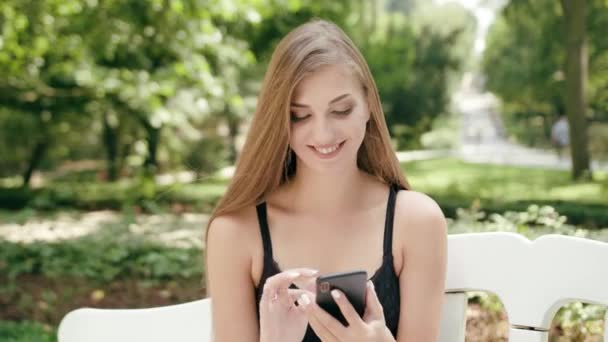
left=254, top=184, right=401, bottom=341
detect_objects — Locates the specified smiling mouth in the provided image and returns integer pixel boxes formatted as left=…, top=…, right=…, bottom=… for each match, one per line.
left=308, top=140, right=346, bottom=156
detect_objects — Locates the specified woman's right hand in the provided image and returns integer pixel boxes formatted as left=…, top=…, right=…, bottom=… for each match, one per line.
left=259, top=268, right=318, bottom=342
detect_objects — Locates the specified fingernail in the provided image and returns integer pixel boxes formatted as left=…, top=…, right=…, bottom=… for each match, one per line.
left=300, top=293, right=310, bottom=306
left=367, top=280, right=374, bottom=289
left=287, top=271, right=300, bottom=278
left=331, top=290, right=340, bottom=299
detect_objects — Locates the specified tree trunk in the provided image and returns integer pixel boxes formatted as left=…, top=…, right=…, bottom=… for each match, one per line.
left=561, top=0, right=592, bottom=179
left=22, top=140, right=47, bottom=188
left=102, top=111, right=119, bottom=181
left=226, top=115, right=240, bottom=164
left=142, top=119, right=160, bottom=173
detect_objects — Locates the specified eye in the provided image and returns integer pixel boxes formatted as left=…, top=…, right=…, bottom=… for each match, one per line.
left=333, top=108, right=353, bottom=116
left=290, top=113, right=310, bottom=123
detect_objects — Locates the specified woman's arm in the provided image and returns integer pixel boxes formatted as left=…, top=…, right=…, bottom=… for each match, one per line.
left=206, top=215, right=260, bottom=342
left=395, top=192, right=448, bottom=342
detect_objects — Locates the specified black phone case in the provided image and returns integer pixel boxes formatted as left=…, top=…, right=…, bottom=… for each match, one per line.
left=315, top=270, right=367, bottom=326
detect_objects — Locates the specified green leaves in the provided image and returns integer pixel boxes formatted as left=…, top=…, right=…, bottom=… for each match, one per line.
left=0, top=238, right=203, bottom=283
left=483, top=0, right=608, bottom=135
left=0, top=321, right=55, bottom=342
left=363, top=8, right=466, bottom=149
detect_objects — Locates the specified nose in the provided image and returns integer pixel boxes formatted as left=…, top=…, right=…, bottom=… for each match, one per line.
left=311, top=116, right=338, bottom=146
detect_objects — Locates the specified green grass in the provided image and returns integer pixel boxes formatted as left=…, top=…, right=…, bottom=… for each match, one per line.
left=0, top=320, right=56, bottom=342
left=403, top=158, right=608, bottom=227
left=403, top=158, right=607, bottom=204
left=1, top=157, right=606, bottom=226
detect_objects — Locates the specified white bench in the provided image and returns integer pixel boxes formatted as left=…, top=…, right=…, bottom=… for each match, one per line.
left=58, top=232, right=608, bottom=341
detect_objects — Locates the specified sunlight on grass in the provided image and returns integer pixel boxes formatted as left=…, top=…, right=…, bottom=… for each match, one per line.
left=403, top=158, right=607, bottom=204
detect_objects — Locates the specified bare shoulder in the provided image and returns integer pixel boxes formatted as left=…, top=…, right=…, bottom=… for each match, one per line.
left=393, top=190, right=448, bottom=251
left=395, top=190, right=446, bottom=224
left=206, top=206, right=262, bottom=340
left=206, top=205, right=262, bottom=283
left=207, top=206, right=259, bottom=246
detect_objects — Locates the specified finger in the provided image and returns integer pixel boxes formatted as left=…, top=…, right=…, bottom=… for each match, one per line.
left=287, top=288, right=309, bottom=306
left=299, top=294, right=339, bottom=342
left=363, top=280, right=385, bottom=322
left=293, top=289, right=315, bottom=311
left=307, top=309, right=339, bottom=342
left=276, top=286, right=294, bottom=309
left=304, top=295, right=347, bottom=339
left=265, top=268, right=319, bottom=291
left=262, top=269, right=318, bottom=303
left=270, top=284, right=310, bottom=309
left=292, top=275, right=318, bottom=293
left=330, top=289, right=364, bottom=328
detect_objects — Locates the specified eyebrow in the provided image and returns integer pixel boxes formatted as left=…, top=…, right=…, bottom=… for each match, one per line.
left=290, top=93, right=351, bottom=108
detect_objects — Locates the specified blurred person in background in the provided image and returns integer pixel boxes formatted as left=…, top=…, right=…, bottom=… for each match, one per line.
left=551, top=115, right=570, bottom=159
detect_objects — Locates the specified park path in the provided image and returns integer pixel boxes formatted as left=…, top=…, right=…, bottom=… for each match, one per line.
left=396, top=72, right=608, bottom=172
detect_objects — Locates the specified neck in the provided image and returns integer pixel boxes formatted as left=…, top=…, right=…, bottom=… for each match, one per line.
left=285, top=160, right=370, bottom=217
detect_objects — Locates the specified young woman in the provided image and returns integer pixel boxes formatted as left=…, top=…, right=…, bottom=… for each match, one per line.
left=206, top=19, right=447, bottom=342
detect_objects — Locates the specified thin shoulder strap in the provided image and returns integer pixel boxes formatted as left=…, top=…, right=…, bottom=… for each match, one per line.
left=255, top=201, right=274, bottom=261
left=383, top=184, right=398, bottom=259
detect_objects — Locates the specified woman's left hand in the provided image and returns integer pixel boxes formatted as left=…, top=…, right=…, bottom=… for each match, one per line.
left=298, top=280, right=395, bottom=342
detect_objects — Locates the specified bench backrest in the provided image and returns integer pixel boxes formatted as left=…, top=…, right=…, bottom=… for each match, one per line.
left=442, top=232, right=608, bottom=341
left=58, top=232, right=608, bottom=342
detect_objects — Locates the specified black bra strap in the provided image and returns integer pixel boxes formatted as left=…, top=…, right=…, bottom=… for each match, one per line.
left=256, top=202, right=274, bottom=261
left=383, top=185, right=398, bottom=259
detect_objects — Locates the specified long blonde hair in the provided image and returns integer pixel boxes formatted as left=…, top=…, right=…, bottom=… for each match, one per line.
left=206, top=18, right=409, bottom=238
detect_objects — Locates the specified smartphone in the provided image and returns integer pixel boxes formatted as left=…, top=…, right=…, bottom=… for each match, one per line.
left=315, top=270, right=367, bottom=326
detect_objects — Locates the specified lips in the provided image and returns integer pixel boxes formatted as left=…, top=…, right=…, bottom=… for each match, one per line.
left=308, top=140, right=346, bottom=159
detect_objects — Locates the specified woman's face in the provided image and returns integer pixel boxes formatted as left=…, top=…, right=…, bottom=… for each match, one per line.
left=288, top=64, right=370, bottom=173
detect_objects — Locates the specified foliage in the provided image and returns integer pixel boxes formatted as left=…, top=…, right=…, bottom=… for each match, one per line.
left=2, top=157, right=608, bottom=226
left=0, top=320, right=56, bottom=342
left=449, top=203, right=594, bottom=238
left=420, top=112, right=461, bottom=149
left=0, top=0, right=258, bottom=180
left=1, top=199, right=607, bottom=339
left=589, top=122, right=608, bottom=160
left=0, top=0, right=476, bottom=181
left=0, top=237, right=203, bottom=283
left=363, top=7, right=469, bottom=149
left=404, top=158, right=608, bottom=227
left=482, top=0, right=608, bottom=150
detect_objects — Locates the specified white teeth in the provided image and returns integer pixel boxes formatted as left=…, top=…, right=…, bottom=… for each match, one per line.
left=314, top=143, right=340, bottom=154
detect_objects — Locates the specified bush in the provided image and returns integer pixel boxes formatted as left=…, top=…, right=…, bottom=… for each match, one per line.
left=0, top=179, right=226, bottom=212
left=436, top=195, right=608, bottom=229
left=0, top=187, right=37, bottom=209
left=589, top=122, right=608, bottom=161
left=0, top=320, right=55, bottom=342
left=0, top=238, right=203, bottom=283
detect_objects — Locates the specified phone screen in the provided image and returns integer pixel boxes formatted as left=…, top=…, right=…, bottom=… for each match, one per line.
left=315, top=270, right=367, bottom=326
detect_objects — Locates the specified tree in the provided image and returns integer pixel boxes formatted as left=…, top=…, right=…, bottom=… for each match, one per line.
left=363, top=8, right=469, bottom=149
left=483, top=0, right=608, bottom=179
left=560, top=0, right=591, bottom=179
left=0, top=0, right=95, bottom=186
